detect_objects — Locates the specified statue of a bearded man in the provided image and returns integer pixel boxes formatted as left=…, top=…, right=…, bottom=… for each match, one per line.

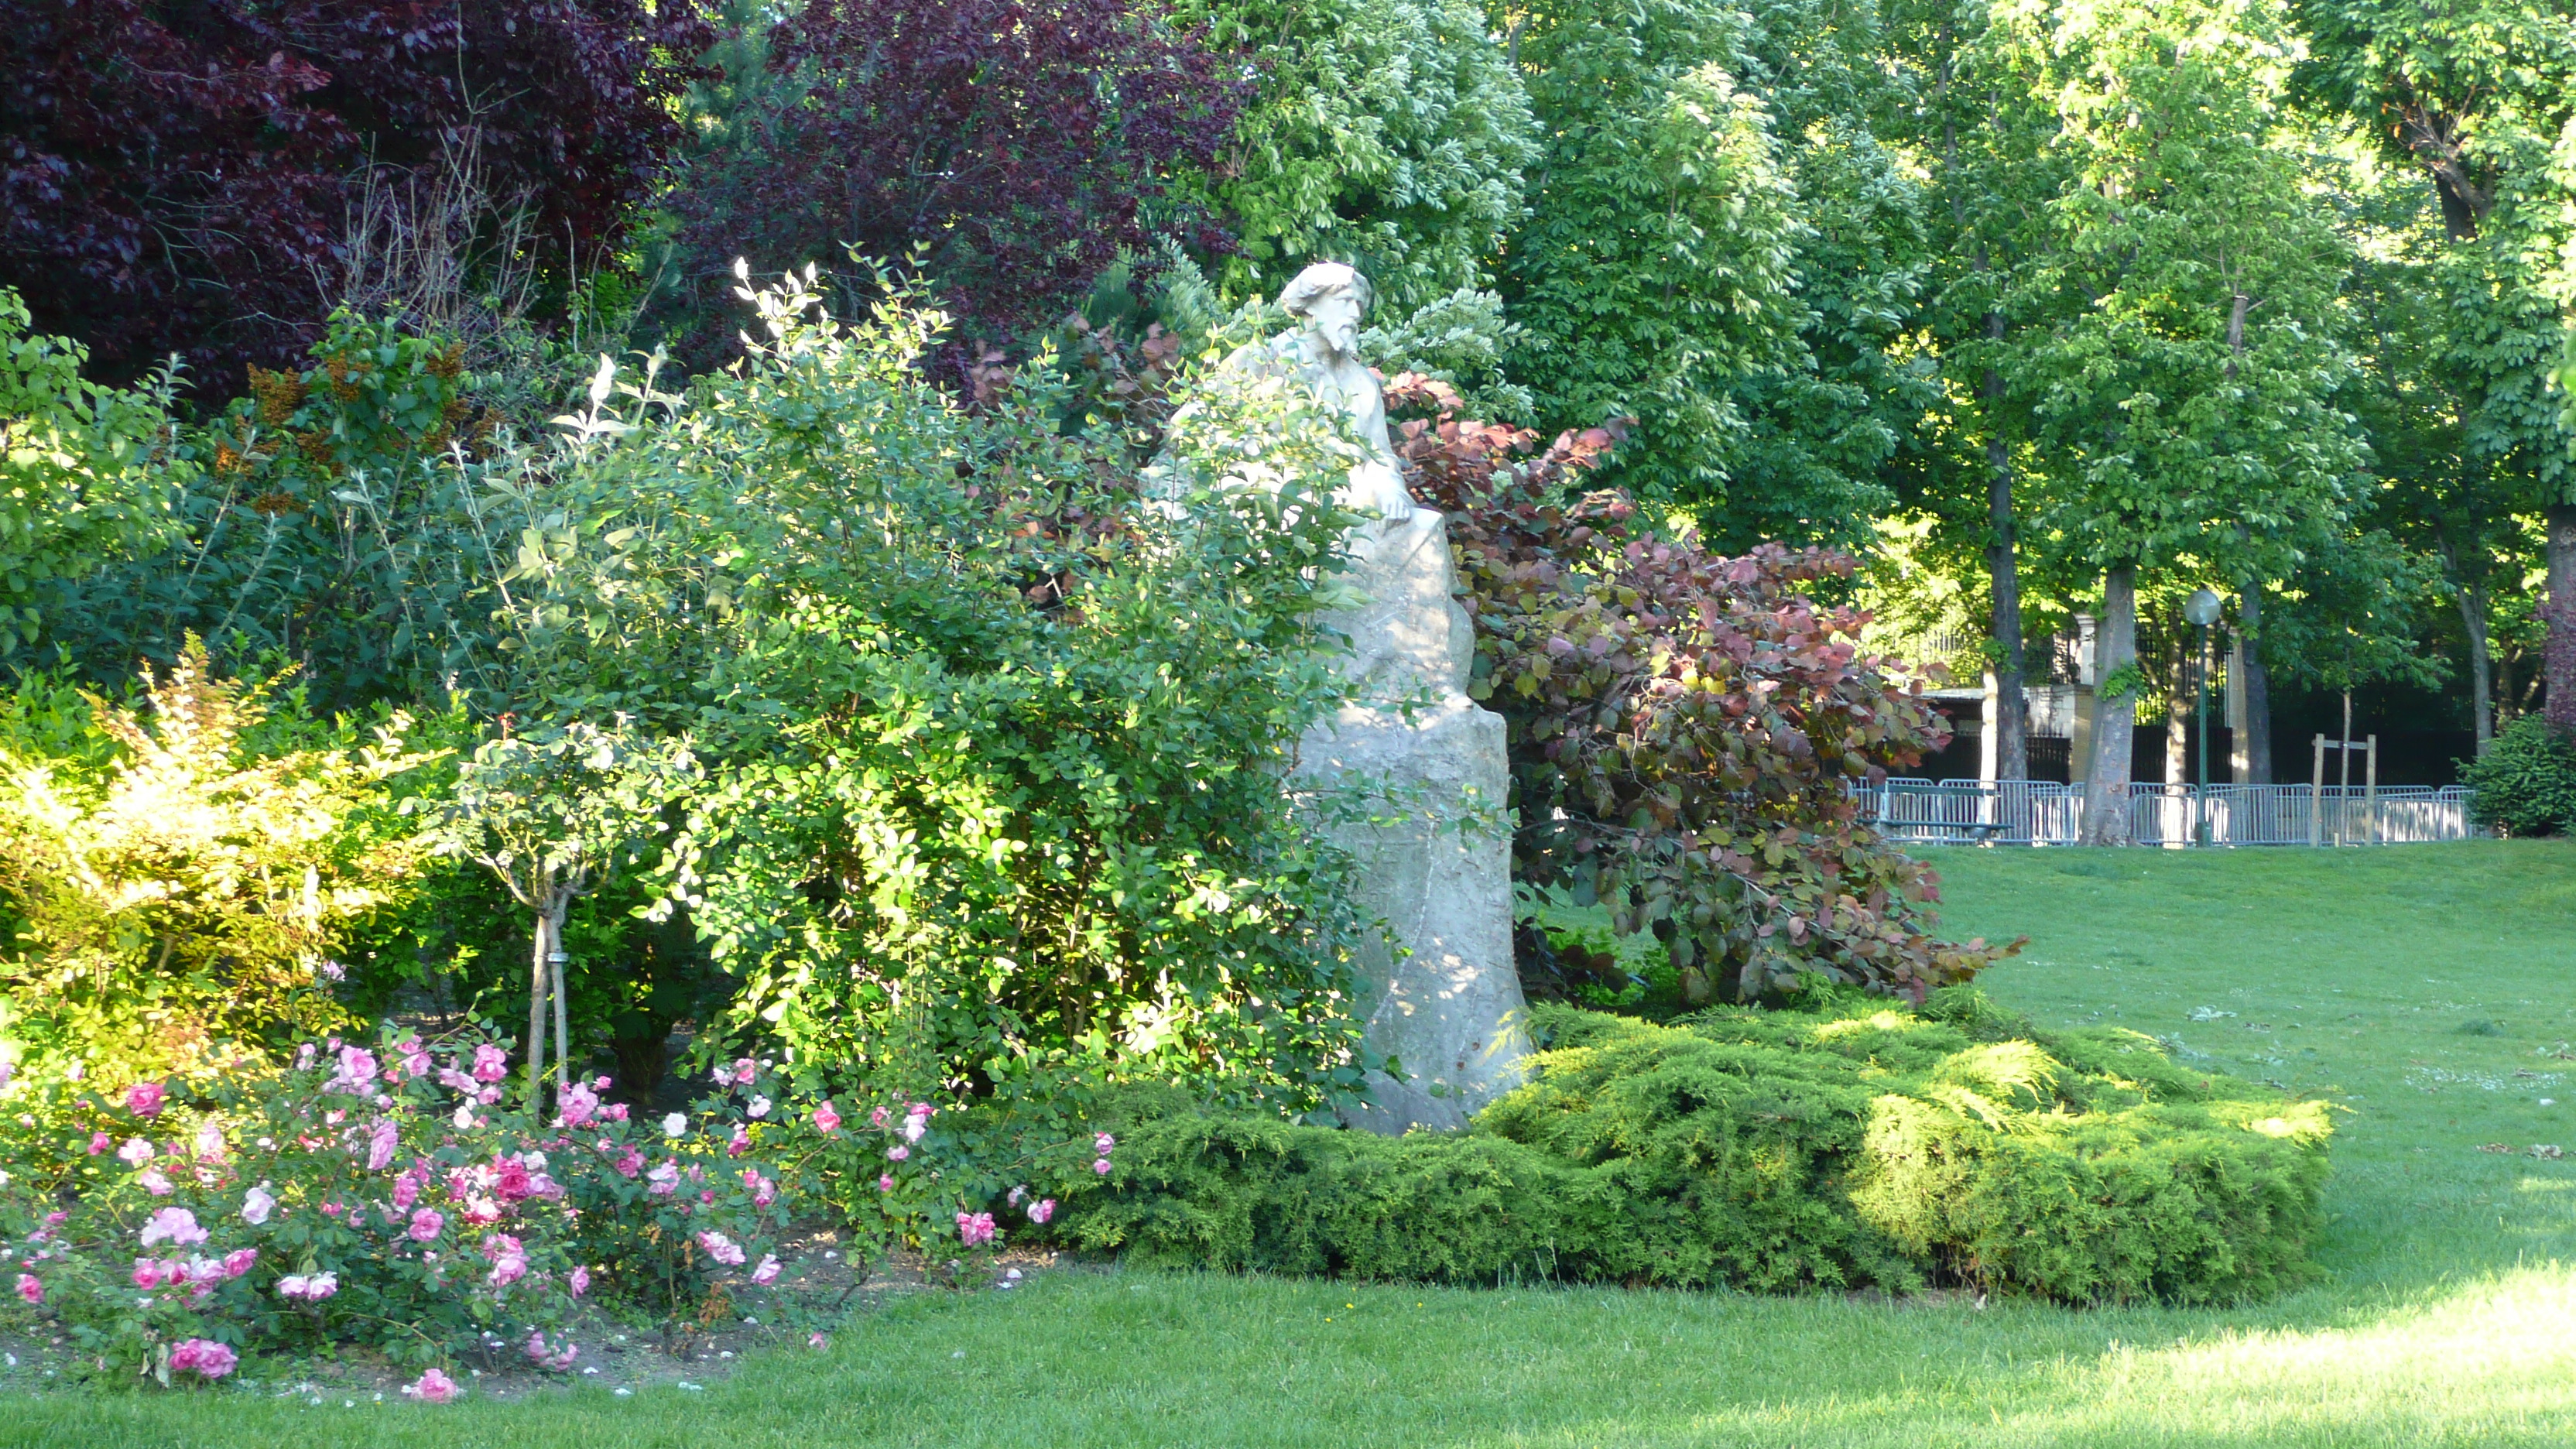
left=1228, top=262, right=1416, bottom=525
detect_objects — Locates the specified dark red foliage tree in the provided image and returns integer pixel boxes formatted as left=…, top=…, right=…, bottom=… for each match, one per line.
left=669, top=0, right=1241, bottom=372
left=1, top=0, right=708, bottom=383
left=1389, top=377, right=2018, bottom=1006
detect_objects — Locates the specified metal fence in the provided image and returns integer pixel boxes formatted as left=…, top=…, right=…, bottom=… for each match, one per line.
left=1865, top=779, right=2482, bottom=847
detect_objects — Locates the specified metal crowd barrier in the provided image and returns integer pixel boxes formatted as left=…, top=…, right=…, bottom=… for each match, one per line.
left=1865, top=779, right=2480, bottom=847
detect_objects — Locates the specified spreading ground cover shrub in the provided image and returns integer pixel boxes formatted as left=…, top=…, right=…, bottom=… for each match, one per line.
left=1050, top=992, right=2331, bottom=1304
left=2463, top=717, right=2576, bottom=837
left=0, top=1023, right=1105, bottom=1384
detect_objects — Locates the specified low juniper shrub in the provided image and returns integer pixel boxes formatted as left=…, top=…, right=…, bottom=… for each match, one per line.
left=1049, top=990, right=2331, bottom=1304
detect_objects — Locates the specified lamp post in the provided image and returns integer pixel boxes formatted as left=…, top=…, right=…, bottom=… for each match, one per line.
left=2184, top=587, right=2224, bottom=845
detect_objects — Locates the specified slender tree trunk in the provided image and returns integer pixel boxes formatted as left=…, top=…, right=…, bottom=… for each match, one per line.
left=2238, top=582, right=2272, bottom=783
left=527, top=900, right=552, bottom=1107
left=2459, top=576, right=2495, bottom=755
left=2431, top=530, right=2494, bottom=753
left=1984, top=327, right=2026, bottom=781
left=2164, top=627, right=2189, bottom=783
left=2080, top=566, right=2139, bottom=844
left=2547, top=505, right=2576, bottom=734
left=549, top=898, right=572, bottom=1094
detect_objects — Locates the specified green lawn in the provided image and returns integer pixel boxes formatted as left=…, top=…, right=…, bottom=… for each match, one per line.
left=11, top=841, right=2576, bottom=1448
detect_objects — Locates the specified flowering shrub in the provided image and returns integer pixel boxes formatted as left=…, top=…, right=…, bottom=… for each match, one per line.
left=0, top=1020, right=1105, bottom=1386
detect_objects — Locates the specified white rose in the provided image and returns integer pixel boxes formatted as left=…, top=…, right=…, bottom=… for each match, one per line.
left=662, top=1112, right=687, bottom=1137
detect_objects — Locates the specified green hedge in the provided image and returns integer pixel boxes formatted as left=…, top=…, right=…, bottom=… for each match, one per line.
left=1050, top=992, right=2331, bottom=1303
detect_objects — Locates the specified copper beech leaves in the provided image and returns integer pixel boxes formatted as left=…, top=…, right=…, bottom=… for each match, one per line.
left=1389, top=376, right=2018, bottom=1005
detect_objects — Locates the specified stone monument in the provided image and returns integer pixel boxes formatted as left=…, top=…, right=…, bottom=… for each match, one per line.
left=1234, top=263, right=1532, bottom=1132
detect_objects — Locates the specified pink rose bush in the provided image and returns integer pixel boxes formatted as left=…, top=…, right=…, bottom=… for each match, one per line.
left=2, top=1023, right=1112, bottom=1386
left=0, top=1026, right=829, bottom=1385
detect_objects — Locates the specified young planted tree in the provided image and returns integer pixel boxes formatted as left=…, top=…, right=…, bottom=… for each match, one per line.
left=421, top=721, right=697, bottom=1103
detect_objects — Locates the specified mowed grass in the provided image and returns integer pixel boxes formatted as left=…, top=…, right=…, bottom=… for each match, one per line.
left=11, top=841, right=2576, bottom=1448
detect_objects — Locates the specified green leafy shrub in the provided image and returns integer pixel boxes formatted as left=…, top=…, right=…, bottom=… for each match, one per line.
left=2463, top=717, right=2576, bottom=838
left=1051, top=992, right=2331, bottom=1303
left=0, top=289, right=183, bottom=653
left=460, top=271, right=1379, bottom=1109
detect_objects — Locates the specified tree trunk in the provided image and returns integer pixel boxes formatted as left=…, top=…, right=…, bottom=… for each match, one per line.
left=2461, top=576, right=2495, bottom=755
left=527, top=900, right=552, bottom=1108
left=2237, top=583, right=2272, bottom=783
left=1983, top=332, right=2026, bottom=781
left=549, top=897, right=572, bottom=1094
left=2079, top=566, right=2138, bottom=844
left=2164, top=627, right=2189, bottom=783
left=2547, top=505, right=2576, bottom=734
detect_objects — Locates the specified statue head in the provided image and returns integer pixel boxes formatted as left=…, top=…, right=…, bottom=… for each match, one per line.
left=1279, top=262, right=1372, bottom=358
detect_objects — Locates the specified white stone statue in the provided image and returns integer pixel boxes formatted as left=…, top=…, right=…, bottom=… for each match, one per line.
left=1226, top=262, right=1416, bottom=526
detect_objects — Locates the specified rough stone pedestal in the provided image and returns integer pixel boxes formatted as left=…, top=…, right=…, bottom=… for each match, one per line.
left=1295, top=509, right=1530, bottom=1133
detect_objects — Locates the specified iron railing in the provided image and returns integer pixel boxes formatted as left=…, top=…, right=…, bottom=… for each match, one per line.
left=1865, top=779, right=2481, bottom=847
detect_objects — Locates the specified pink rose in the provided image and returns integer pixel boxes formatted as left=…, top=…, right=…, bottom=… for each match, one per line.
left=117, top=1136, right=154, bottom=1166
left=728, top=1124, right=751, bottom=1158
left=402, top=1367, right=457, bottom=1403
left=751, top=1254, right=781, bottom=1286
left=812, top=1101, right=841, bottom=1135
left=886, top=1144, right=908, bottom=1163
left=132, top=1258, right=163, bottom=1290
left=241, top=1184, right=275, bottom=1225
left=137, top=1167, right=173, bottom=1196
left=646, top=1161, right=680, bottom=1197
left=614, top=1148, right=643, bottom=1179
left=14, top=1273, right=39, bottom=1305
left=557, top=1081, right=599, bottom=1129
left=140, top=1207, right=207, bottom=1247
left=1094, top=1132, right=1115, bottom=1154
left=392, top=1171, right=421, bottom=1211
left=694, top=1231, right=747, bottom=1267
left=326, top=1046, right=379, bottom=1094
left=125, top=1081, right=166, bottom=1118
left=470, top=1043, right=509, bottom=1083
left=483, top=1233, right=527, bottom=1287
left=408, top=1208, right=445, bottom=1243
left=956, top=1211, right=996, bottom=1248
left=1093, top=1157, right=1112, bottom=1175
left=170, top=1338, right=237, bottom=1379
left=1029, top=1197, right=1056, bottom=1225
left=877, top=1174, right=894, bottom=1193
left=366, top=1118, right=399, bottom=1172
left=568, top=1265, right=590, bottom=1298
left=222, top=1248, right=258, bottom=1278
left=732, top=1057, right=759, bottom=1085
left=85, top=1132, right=108, bottom=1156
left=602, top=1102, right=629, bottom=1122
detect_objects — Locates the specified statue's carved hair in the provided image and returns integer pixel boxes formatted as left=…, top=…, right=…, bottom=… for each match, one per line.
left=1278, top=262, right=1372, bottom=318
